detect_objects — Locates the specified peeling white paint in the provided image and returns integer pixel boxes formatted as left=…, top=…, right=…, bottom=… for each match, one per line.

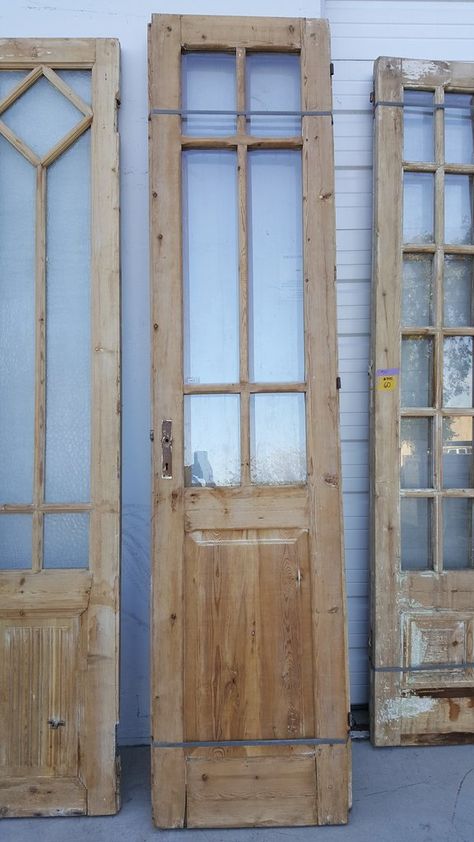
left=377, top=695, right=437, bottom=725
left=402, top=59, right=443, bottom=81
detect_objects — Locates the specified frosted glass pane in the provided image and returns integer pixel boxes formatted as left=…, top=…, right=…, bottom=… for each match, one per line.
left=43, top=513, right=89, bottom=569
left=402, top=255, right=434, bottom=326
left=183, top=151, right=239, bottom=384
left=444, top=256, right=474, bottom=327
left=443, top=499, right=474, bottom=570
left=401, top=338, right=433, bottom=407
left=400, top=418, right=432, bottom=489
left=249, top=151, right=304, bottom=383
left=0, top=515, right=32, bottom=569
left=403, top=172, right=434, bottom=243
left=401, top=498, right=432, bottom=571
left=445, top=175, right=473, bottom=245
left=0, top=71, right=28, bottom=101
left=443, top=417, right=473, bottom=489
left=56, top=70, right=92, bottom=106
left=45, top=131, right=91, bottom=503
left=445, top=94, right=474, bottom=165
left=184, top=395, right=240, bottom=487
left=0, top=137, right=35, bottom=503
left=182, top=53, right=236, bottom=136
left=443, top=336, right=473, bottom=408
left=247, top=53, right=301, bottom=136
left=403, top=90, right=434, bottom=162
left=2, top=76, right=83, bottom=158
left=250, top=393, right=306, bottom=485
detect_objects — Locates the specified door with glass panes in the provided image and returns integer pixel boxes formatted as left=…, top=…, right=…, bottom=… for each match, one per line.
left=149, top=14, right=350, bottom=829
left=372, top=57, right=474, bottom=745
left=0, top=39, right=120, bottom=815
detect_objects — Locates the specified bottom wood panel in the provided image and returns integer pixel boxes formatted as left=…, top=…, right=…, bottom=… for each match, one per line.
left=401, top=695, right=474, bottom=742
left=152, top=744, right=350, bottom=828
left=186, top=753, right=317, bottom=828
left=0, top=777, right=87, bottom=818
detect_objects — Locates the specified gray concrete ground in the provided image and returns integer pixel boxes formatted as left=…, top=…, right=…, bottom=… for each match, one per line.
left=2, top=741, right=474, bottom=842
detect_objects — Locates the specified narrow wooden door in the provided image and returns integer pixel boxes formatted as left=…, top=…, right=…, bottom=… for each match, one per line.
left=0, top=40, right=120, bottom=816
left=371, top=57, right=474, bottom=745
left=149, top=15, right=350, bottom=828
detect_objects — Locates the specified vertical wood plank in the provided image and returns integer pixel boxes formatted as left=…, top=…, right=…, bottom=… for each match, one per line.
left=149, top=14, right=186, bottom=828
left=302, top=18, right=350, bottom=821
left=83, top=37, right=121, bottom=816
left=371, top=58, right=403, bottom=745
left=33, top=164, right=46, bottom=573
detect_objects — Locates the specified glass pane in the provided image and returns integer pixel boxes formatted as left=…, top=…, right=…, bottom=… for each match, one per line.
left=403, top=172, right=434, bottom=243
left=182, top=53, right=236, bottom=136
left=400, top=418, right=433, bottom=489
left=250, top=393, right=306, bottom=485
left=401, top=497, right=432, bottom=571
left=0, top=137, right=35, bottom=503
left=246, top=53, right=301, bottom=136
left=0, top=71, right=28, bottom=102
left=443, top=336, right=473, bottom=408
left=183, top=151, right=239, bottom=385
left=2, top=75, right=83, bottom=158
left=249, top=151, right=304, bottom=383
left=402, top=255, right=434, bottom=326
left=184, top=395, right=240, bottom=487
left=403, top=90, right=434, bottom=162
left=43, top=513, right=89, bottom=568
left=445, top=175, right=473, bottom=245
left=401, top=337, right=433, bottom=407
left=56, top=70, right=92, bottom=106
left=443, top=417, right=473, bottom=489
left=45, top=131, right=91, bottom=503
left=444, top=256, right=474, bottom=327
left=0, top=515, right=32, bottom=569
left=445, top=93, right=474, bottom=165
left=443, top=498, right=474, bottom=570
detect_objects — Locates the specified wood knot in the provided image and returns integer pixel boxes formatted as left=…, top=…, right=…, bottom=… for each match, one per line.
left=324, top=473, right=338, bottom=487
left=170, top=613, right=177, bottom=622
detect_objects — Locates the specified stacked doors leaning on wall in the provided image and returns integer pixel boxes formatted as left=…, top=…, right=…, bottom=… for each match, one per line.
left=149, top=14, right=350, bottom=829
left=0, top=40, right=120, bottom=816
left=371, top=57, right=474, bottom=745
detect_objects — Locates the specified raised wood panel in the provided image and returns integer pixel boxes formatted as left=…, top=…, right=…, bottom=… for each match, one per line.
left=0, top=777, right=87, bottom=818
left=184, top=530, right=314, bottom=741
left=401, top=696, right=474, bottom=738
left=0, top=618, right=82, bottom=778
left=184, top=487, right=308, bottom=531
left=186, top=753, right=317, bottom=828
left=403, top=613, right=474, bottom=689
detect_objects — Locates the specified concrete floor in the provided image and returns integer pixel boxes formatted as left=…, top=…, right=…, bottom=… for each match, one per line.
left=2, top=741, right=474, bottom=842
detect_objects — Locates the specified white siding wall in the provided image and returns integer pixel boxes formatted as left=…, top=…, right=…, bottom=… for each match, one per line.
left=2, top=0, right=474, bottom=742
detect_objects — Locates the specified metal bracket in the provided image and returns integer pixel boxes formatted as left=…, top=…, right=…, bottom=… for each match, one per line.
left=161, top=420, right=173, bottom=479
left=48, top=717, right=65, bottom=730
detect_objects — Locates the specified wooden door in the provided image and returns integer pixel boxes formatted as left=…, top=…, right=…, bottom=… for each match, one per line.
left=371, top=57, right=474, bottom=745
left=0, top=40, right=120, bottom=816
left=149, top=15, right=350, bottom=829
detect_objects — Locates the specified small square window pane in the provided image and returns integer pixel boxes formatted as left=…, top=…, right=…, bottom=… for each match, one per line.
left=43, top=513, right=89, bottom=569
left=402, top=255, right=434, bottom=326
left=250, top=393, right=306, bottom=485
left=401, top=497, right=432, bottom=571
left=184, top=395, right=240, bottom=487
left=443, top=336, right=473, bottom=408
left=401, top=337, right=433, bottom=407
left=403, top=90, right=434, bottom=162
left=443, top=417, right=473, bottom=489
left=444, top=256, right=474, bottom=327
left=443, top=498, right=474, bottom=570
left=445, top=175, right=473, bottom=245
left=445, top=93, right=474, bottom=165
left=400, top=418, right=433, bottom=489
left=182, top=53, right=236, bottom=136
left=246, top=53, right=301, bottom=136
left=0, top=515, right=32, bottom=569
left=403, top=172, right=434, bottom=244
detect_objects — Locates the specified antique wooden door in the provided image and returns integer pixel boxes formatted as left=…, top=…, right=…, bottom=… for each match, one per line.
left=0, top=40, right=120, bottom=816
left=371, top=58, right=474, bottom=745
left=149, top=14, right=350, bottom=828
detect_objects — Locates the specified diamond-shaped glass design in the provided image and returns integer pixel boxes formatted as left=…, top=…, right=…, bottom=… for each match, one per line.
left=2, top=74, right=84, bottom=158
left=56, top=70, right=92, bottom=106
left=0, top=71, right=29, bottom=103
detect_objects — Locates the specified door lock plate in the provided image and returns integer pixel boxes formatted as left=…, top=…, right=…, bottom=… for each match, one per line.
left=161, top=420, right=173, bottom=478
